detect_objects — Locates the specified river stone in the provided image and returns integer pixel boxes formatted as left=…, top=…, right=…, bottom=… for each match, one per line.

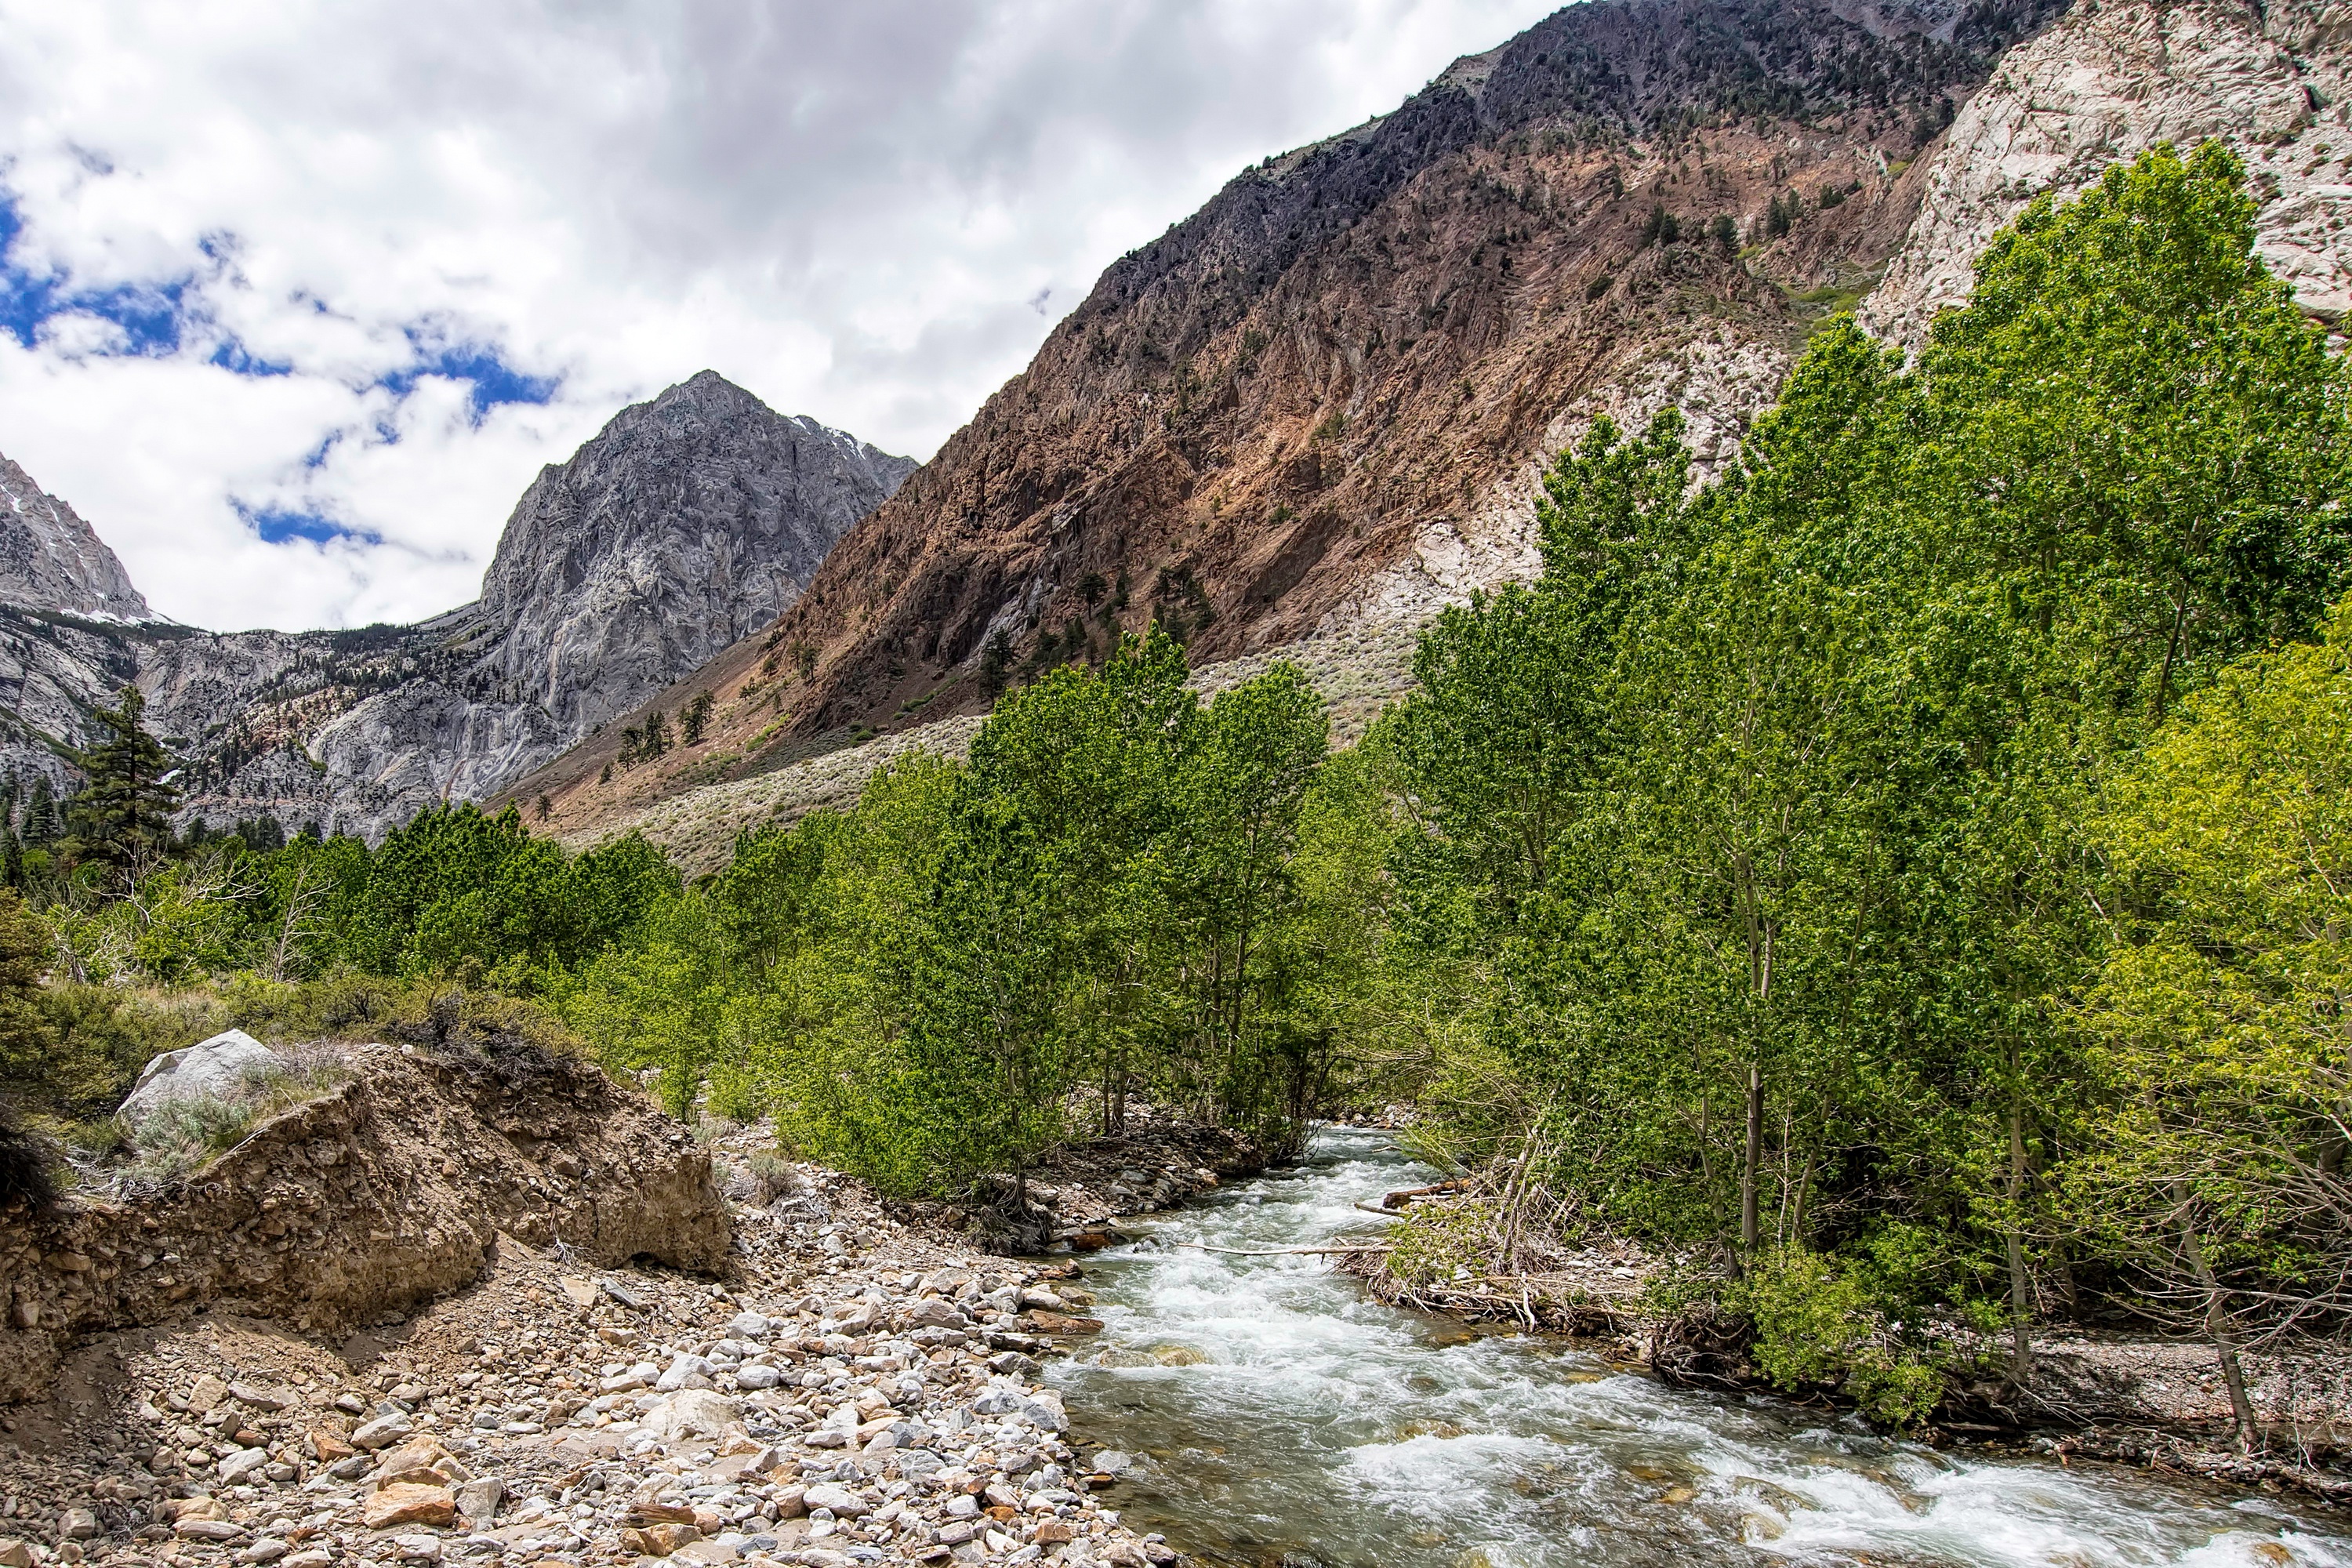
left=657, top=1352, right=717, bottom=1392
left=906, top=1297, right=968, bottom=1330
left=889, top=1447, right=945, bottom=1480
left=350, top=1414, right=413, bottom=1449
left=801, top=1483, right=869, bottom=1519
left=1091, top=1450, right=1134, bottom=1477
left=119, top=1029, right=280, bottom=1125
left=362, top=1485, right=456, bottom=1530
left=216, top=1446, right=271, bottom=1483
left=644, top=1388, right=739, bottom=1441
left=454, top=1477, right=505, bottom=1521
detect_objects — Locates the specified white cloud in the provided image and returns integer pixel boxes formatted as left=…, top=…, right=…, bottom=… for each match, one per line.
left=0, top=0, right=1561, bottom=631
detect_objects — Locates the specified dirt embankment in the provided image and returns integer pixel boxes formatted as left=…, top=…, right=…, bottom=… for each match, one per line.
left=0, top=1041, right=731, bottom=1406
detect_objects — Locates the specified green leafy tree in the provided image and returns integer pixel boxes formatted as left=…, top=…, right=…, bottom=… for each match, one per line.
left=2071, top=600, right=2352, bottom=1443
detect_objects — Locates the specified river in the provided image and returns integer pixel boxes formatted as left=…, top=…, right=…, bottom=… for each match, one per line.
left=1047, top=1126, right=2352, bottom=1568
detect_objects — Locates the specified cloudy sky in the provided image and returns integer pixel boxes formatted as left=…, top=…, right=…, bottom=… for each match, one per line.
left=0, top=1, right=1558, bottom=633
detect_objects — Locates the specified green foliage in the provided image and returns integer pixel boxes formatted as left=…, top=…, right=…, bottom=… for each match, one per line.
left=2071, top=600, right=2352, bottom=1335
left=1727, top=1249, right=1949, bottom=1425
left=1390, top=142, right=2352, bottom=1414
left=1385, top=1198, right=1507, bottom=1287
left=0, top=889, right=65, bottom=1109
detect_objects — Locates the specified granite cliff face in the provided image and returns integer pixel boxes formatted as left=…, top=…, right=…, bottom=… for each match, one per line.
left=0, top=376, right=909, bottom=840
left=474, top=370, right=915, bottom=739
left=1860, top=0, right=2352, bottom=344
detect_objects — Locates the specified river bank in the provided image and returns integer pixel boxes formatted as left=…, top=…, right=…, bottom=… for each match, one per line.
left=1047, top=1126, right=2352, bottom=1567
left=0, top=1105, right=1252, bottom=1568
left=1332, top=1168, right=2352, bottom=1508
left=13, top=1111, right=2351, bottom=1568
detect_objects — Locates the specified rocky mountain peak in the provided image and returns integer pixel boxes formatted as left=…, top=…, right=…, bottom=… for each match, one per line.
left=473, top=371, right=916, bottom=737
left=0, top=448, right=154, bottom=622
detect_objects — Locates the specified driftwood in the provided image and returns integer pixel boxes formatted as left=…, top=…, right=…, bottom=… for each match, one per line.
left=1379, top=1178, right=1472, bottom=1210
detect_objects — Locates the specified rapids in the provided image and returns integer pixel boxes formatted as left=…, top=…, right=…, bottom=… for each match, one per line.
left=1048, top=1127, right=2352, bottom=1568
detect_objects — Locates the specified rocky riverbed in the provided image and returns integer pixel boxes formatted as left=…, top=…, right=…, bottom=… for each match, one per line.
left=0, top=1108, right=1243, bottom=1568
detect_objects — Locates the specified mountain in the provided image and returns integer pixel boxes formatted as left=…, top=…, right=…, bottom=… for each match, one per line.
left=521, top=0, right=2352, bottom=864
left=0, top=374, right=911, bottom=839
left=0, top=450, right=152, bottom=621
left=505, top=0, right=2063, bottom=837
left=474, top=370, right=915, bottom=740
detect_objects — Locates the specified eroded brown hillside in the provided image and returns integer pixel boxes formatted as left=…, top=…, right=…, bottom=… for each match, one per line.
left=506, top=0, right=2066, bottom=838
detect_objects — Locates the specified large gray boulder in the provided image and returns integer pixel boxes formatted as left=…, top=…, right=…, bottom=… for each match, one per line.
left=118, top=1029, right=280, bottom=1126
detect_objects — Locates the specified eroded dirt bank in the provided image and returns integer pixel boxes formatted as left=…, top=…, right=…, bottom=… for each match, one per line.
left=0, top=1043, right=730, bottom=1407
left=0, top=1062, right=1247, bottom=1568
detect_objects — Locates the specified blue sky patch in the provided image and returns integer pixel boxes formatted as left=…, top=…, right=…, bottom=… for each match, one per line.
left=0, top=192, right=249, bottom=362
left=235, top=500, right=382, bottom=548
left=378, top=328, right=559, bottom=423
left=0, top=193, right=552, bottom=416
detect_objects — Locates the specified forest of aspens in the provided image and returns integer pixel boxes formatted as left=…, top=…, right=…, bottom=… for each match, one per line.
left=3, top=145, right=2347, bottom=1429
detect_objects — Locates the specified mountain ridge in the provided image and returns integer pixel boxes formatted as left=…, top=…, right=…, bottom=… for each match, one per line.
left=0, top=372, right=911, bottom=840
left=0, top=449, right=154, bottom=622
left=506, top=0, right=2067, bottom=839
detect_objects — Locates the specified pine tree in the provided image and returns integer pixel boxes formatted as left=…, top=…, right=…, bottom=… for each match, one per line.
left=681, top=690, right=715, bottom=746
left=64, top=684, right=180, bottom=886
left=977, top=631, right=1014, bottom=700
left=20, top=778, right=58, bottom=844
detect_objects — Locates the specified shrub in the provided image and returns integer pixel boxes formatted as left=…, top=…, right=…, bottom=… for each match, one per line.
left=24, top=982, right=221, bottom=1120
left=1727, top=1248, right=1951, bottom=1426
left=1381, top=1198, right=1504, bottom=1287
left=0, top=1098, right=57, bottom=1210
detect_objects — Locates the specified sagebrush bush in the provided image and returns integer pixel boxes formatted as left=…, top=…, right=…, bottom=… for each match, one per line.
left=117, top=1049, right=354, bottom=1187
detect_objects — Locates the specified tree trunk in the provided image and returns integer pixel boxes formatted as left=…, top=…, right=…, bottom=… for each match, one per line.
left=2005, top=1091, right=2035, bottom=1392
left=1740, top=1060, right=1763, bottom=1259
left=2176, top=1184, right=2259, bottom=1451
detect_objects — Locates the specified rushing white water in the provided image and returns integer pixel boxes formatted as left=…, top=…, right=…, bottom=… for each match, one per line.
left=1048, top=1127, right=2352, bottom=1568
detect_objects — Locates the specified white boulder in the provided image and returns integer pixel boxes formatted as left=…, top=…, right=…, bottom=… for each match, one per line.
left=118, top=1029, right=280, bottom=1125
